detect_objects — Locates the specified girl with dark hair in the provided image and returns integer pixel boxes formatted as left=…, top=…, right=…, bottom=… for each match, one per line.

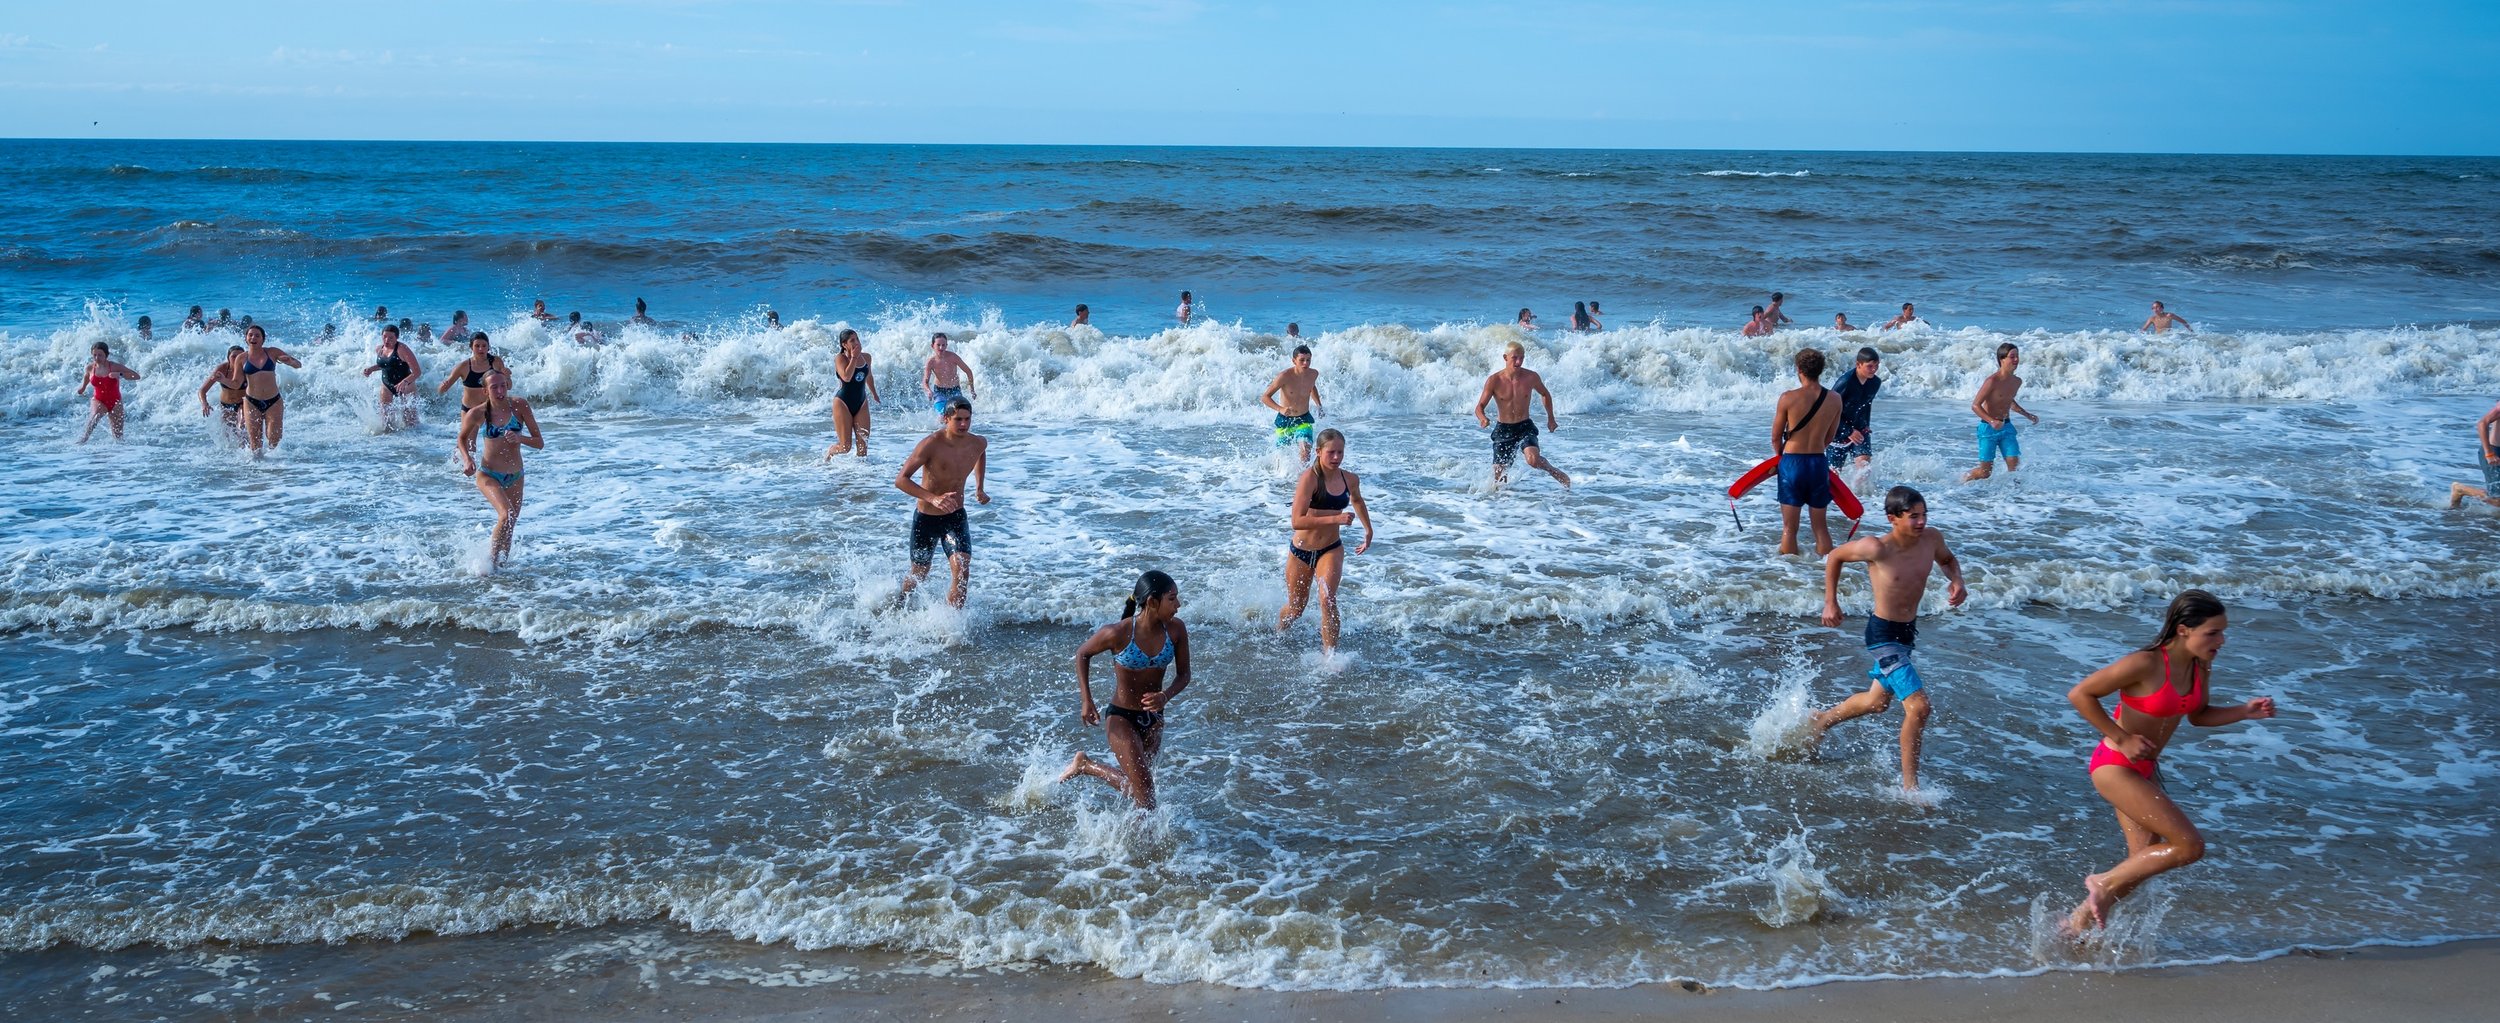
left=825, top=329, right=878, bottom=461
left=1060, top=571, right=1193, bottom=810
left=1570, top=301, right=1592, bottom=331
left=77, top=342, right=143, bottom=443
left=2062, top=590, right=2277, bottom=936
left=1279, top=428, right=1373, bottom=654
left=456, top=369, right=544, bottom=571
left=236, top=325, right=302, bottom=457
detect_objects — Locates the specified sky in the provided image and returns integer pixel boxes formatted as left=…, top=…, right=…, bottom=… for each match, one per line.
left=2, top=1, right=2495, bottom=154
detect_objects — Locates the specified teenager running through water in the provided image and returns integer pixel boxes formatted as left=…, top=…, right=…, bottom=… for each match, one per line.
left=1828, top=346, right=1883, bottom=481
left=196, top=345, right=248, bottom=440
left=362, top=324, right=423, bottom=431
left=920, top=333, right=976, bottom=418
left=824, top=329, right=879, bottom=461
left=456, top=369, right=545, bottom=571
left=2062, top=590, right=2277, bottom=936
left=1965, top=342, right=2039, bottom=481
left=76, top=342, right=143, bottom=443
left=1278, top=428, right=1373, bottom=655
left=2445, top=397, right=2500, bottom=510
left=435, top=332, right=506, bottom=413
left=1472, top=341, right=1571, bottom=488
left=1808, top=486, right=1968, bottom=791
left=1772, top=347, right=1844, bottom=556
left=1261, top=344, right=1324, bottom=463
left=893, top=397, right=989, bottom=608
left=1060, top=570, right=1194, bottom=810
left=235, top=325, right=302, bottom=458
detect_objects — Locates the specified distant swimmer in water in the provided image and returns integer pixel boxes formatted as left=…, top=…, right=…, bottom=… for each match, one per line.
left=1742, top=306, right=1773, bottom=338
left=1880, top=302, right=1920, bottom=331
left=2062, top=590, right=2276, bottom=937
left=417, top=322, right=435, bottom=344
left=197, top=345, right=248, bottom=440
left=213, top=309, right=234, bottom=331
left=361, top=323, right=423, bottom=431
left=1474, top=341, right=1571, bottom=488
left=316, top=323, right=337, bottom=343
left=1964, top=342, right=2039, bottom=482
left=2447, top=397, right=2500, bottom=510
left=1767, top=291, right=1793, bottom=329
left=572, top=317, right=603, bottom=346
left=1060, top=570, right=1194, bottom=810
left=1833, top=312, right=1860, bottom=332
left=1773, top=347, right=1845, bottom=555
left=372, top=305, right=389, bottom=323
left=921, top=333, right=976, bottom=417
left=1278, top=428, right=1373, bottom=655
left=1585, top=301, right=1604, bottom=330
left=456, top=368, right=544, bottom=571
left=1261, top=344, right=1324, bottom=463
left=631, top=297, right=655, bottom=326
left=1176, top=290, right=1194, bottom=326
left=1809, top=486, right=1967, bottom=791
left=1828, top=346, right=1883, bottom=475
left=1570, top=301, right=1594, bottom=332
left=529, top=299, right=557, bottom=322
left=436, top=332, right=507, bottom=413
left=1516, top=307, right=1538, bottom=332
left=894, top=397, right=989, bottom=608
left=76, top=341, right=143, bottom=444
left=135, top=315, right=153, bottom=341
left=235, top=325, right=302, bottom=458
left=2139, top=301, right=2193, bottom=334
left=1071, top=303, right=1090, bottom=327
left=182, top=306, right=207, bottom=332
left=1284, top=322, right=1301, bottom=340
left=825, top=329, right=879, bottom=461
left=765, top=310, right=782, bottom=329
left=442, top=310, right=473, bottom=345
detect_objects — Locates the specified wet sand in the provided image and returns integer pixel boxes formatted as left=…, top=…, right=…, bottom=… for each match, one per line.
left=444, top=938, right=2497, bottom=1023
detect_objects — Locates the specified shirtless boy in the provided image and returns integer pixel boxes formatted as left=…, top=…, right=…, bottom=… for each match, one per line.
left=2447, top=397, right=2500, bottom=510
left=1262, top=344, right=1324, bottom=462
left=1965, top=342, right=2040, bottom=481
left=1881, top=303, right=1919, bottom=331
left=1810, top=485, right=1969, bottom=791
left=922, top=333, right=977, bottom=417
left=1772, top=348, right=1844, bottom=555
left=2139, top=301, right=2192, bottom=334
left=893, top=397, right=990, bottom=608
left=1472, top=341, right=1570, bottom=488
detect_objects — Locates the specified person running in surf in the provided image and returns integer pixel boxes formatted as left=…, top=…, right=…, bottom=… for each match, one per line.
left=1828, top=346, right=1883, bottom=477
left=826, top=328, right=880, bottom=461
left=456, top=368, right=545, bottom=570
left=1964, top=342, right=2039, bottom=481
left=235, top=325, right=302, bottom=458
left=921, top=333, right=977, bottom=418
left=1060, top=570, right=1194, bottom=811
left=76, top=342, right=143, bottom=444
left=1472, top=341, right=1571, bottom=488
left=1261, top=344, right=1324, bottom=463
left=1279, top=428, right=1373, bottom=656
left=197, top=345, right=248, bottom=441
left=2139, top=301, right=2193, bottom=334
left=1772, top=347, right=1844, bottom=555
left=893, top=397, right=989, bottom=608
left=1809, top=485, right=1968, bottom=792
left=361, top=323, right=423, bottom=431
left=2062, top=590, right=2277, bottom=937
left=2448, top=397, right=2500, bottom=510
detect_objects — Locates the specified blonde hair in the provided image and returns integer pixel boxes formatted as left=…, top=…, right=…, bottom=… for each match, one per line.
left=1503, top=340, right=1525, bottom=358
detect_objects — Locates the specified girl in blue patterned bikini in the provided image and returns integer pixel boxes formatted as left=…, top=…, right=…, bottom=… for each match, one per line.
left=1060, top=571, right=1193, bottom=810
left=456, top=369, right=545, bottom=571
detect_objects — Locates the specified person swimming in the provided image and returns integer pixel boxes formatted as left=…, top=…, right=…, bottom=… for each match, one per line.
left=2062, top=591, right=2276, bottom=937
left=1515, top=307, right=1538, bottom=332
left=76, top=341, right=143, bottom=444
left=1059, top=570, right=1194, bottom=811
left=135, top=315, right=153, bottom=341
left=456, top=368, right=545, bottom=571
left=1071, top=303, right=1090, bottom=327
left=235, top=325, right=302, bottom=458
left=196, top=345, right=248, bottom=440
left=1278, top=428, right=1374, bottom=656
left=825, top=328, right=879, bottom=461
left=361, top=324, right=422, bottom=431
left=435, top=333, right=507, bottom=412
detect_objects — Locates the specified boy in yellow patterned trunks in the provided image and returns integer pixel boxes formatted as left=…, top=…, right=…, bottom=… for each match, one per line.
left=1261, top=344, right=1324, bottom=463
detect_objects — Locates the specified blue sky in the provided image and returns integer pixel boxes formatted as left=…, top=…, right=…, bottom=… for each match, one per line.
left=2, top=1, right=2494, bottom=153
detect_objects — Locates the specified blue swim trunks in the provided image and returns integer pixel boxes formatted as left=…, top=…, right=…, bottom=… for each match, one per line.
left=929, top=386, right=963, bottom=415
left=1863, top=614, right=1923, bottom=699
left=1776, top=452, right=1832, bottom=509
left=1274, top=412, right=1315, bottom=446
left=1976, top=421, right=2020, bottom=462
left=2482, top=447, right=2500, bottom=490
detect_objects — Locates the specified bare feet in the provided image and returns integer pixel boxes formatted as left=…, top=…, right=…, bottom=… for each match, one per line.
left=1057, top=752, right=1093, bottom=784
left=2062, top=873, right=2115, bottom=937
left=2453, top=483, right=2472, bottom=509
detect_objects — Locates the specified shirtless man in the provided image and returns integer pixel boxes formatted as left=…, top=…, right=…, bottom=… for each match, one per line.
left=372, top=305, right=390, bottom=323
left=1772, top=348, right=1845, bottom=555
left=2139, top=301, right=2192, bottom=334
left=1881, top=302, right=1920, bottom=331
left=1833, top=312, right=1860, bottom=332
left=529, top=299, right=557, bottom=322
left=1176, top=291, right=1194, bottom=326
left=1964, top=342, right=2039, bottom=481
left=631, top=298, right=656, bottom=326
left=1284, top=322, right=1302, bottom=340
left=921, top=333, right=977, bottom=417
left=1766, top=291, right=1793, bottom=329
left=1809, top=485, right=1968, bottom=791
left=1585, top=302, right=1604, bottom=330
left=1262, top=344, right=1324, bottom=462
left=893, top=397, right=990, bottom=608
left=1472, top=341, right=1570, bottom=488
left=1071, top=304, right=1091, bottom=327
left=1742, top=306, right=1773, bottom=338
left=2447, top=397, right=2500, bottom=510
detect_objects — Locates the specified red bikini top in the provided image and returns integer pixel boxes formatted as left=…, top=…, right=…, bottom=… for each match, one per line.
left=2118, top=648, right=2205, bottom=720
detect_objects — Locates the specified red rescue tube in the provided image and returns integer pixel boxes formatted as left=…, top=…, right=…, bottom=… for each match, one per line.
left=1729, top=455, right=1866, bottom=536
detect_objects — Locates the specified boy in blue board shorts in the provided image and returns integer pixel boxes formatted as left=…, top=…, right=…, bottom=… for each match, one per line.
left=1809, top=486, right=1968, bottom=792
left=1965, top=342, right=2039, bottom=481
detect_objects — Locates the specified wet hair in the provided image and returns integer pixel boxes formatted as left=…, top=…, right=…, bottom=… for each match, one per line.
left=1517, top=307, right=1532, bottom=320
left=1994, top=342, right=2020, bottom=364
left=137, top=315, right=152, bottom=327
left=92, top=341, right=110, bottom=355
left=838, top=328, right=859, bottom=346
left=375, top=306, right=387, bottom=316
left=227, top=345, right=245, bottom=356
left=635, top=297, right=647, bottom=311
left=382, top=324, right=400, bottom=338
left=1751, top=305, right=1765, bottom=315
left=944, top=395, right=973, bottom=416
left=1180, top=291, right=1192, bottom=301
left=568, top=311, right=580, bottom=323
left=1286, top=322, right=1299, bottom=334
left=189, top=305, right=204, bottom=315
left=1771, top=292, right=1785, bottom=303
left=1795, top=348, right=1825, bottom=379
left=1901, top=302, right=1914, bottom=311
left=2144, top=590, right=2226, bottom=652
left=1292, top=344, right=1312, bottom=359
left=1856, top=346, right=1880, bottom=364
left=220, top=308, right=232, bottom=318
left=1073, top=303, right=1088, bottom=314
left=244, top=324, right=265, bottom=341
left=766, top=310, right=779, bottom=322
left=1122, top=570, right=1178, bottom=620
left=471, top=331, right=491, bottom=347
left=1316, top=427, right=1346, bottom=449
left=1883, top=485, right=1925, bottom=518
left=1588, top=301, right=1601, bottom=312
left=931, top=332, right=949, bottom=343
left=1503, top=340, right=1525, bottom=358
left=399, top=318, right=413, bottom=331
left=453, top=310, right=468, bottom=320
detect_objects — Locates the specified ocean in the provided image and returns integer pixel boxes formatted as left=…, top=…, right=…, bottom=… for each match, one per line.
left=3, top=140, right=2498, bottom=1017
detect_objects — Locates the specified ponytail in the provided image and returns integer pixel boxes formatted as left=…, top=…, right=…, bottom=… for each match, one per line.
left=1122, top=570, right=1177, bottom=620
left=2143, top=589, right=2225, bottom=651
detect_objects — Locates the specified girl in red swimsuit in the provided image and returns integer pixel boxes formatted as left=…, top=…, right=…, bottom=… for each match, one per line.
left=2062, top=590, right=2277, bottom=936
left=77, top=341, right=143, bottom=443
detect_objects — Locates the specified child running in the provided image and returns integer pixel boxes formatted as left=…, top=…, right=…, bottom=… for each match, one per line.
left=1809, top=485, right=1968, bottom=792
left=76, top=342, right=143, bottom=443
left=1260, top=344, right=1323, bottom=463
left=1965, top=342, right=2039, bottom=481
left=1060, top=570, right=1194, bottom=810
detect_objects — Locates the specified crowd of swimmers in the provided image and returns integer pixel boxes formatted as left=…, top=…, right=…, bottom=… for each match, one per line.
left=63, top=291, right=2500, bottom=944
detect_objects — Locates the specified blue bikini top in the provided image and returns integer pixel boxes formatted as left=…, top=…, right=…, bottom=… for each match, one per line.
left=1113, top=618, right=1175, bottom=670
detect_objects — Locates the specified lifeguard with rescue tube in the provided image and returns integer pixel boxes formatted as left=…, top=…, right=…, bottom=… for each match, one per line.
left=1732, top=348, right=1863, bottom=550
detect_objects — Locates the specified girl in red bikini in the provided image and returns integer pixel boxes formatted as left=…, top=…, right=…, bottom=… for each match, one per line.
left=76, top=341, right=143, bottom=443
left=2062, top=590, right=2277, bottom=936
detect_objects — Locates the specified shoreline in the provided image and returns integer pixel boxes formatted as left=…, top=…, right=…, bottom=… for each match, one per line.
left=431, top=936, right=2500, bottom=1023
